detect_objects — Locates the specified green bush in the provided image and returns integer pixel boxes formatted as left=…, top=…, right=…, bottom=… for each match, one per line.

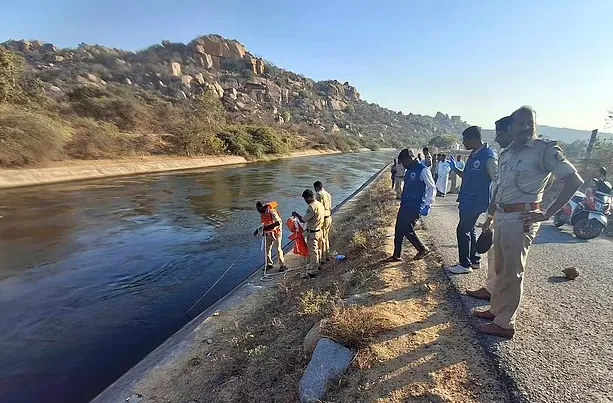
left=0, top=105, right=69, bottom=166
left=245, top=125, right=290, bottom=155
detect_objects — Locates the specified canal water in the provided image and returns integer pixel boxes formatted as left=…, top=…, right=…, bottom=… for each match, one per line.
left=0, top=150, right=395, bottom=403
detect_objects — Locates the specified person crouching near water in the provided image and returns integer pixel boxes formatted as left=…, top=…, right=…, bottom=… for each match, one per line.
left=254, top=201, right=287, bottom=272
left=386, top=148, right=435, bottom=262
left=292, top=189, right=325, bottom=278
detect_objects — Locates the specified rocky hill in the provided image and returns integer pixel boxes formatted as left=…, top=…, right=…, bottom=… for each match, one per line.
left=3, top=35, right=468, bottom=145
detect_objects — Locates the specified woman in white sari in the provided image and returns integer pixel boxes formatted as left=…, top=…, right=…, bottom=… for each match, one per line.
left=436, top=154, right=451, bottom=197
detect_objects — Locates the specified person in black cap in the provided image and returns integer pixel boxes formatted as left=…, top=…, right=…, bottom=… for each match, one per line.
left=386, top=148, right=436, bottom=262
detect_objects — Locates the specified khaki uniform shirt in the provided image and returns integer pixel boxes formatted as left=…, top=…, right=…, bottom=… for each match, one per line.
left=394, top=162, right=406, bottom=178
left=495, top=137, right=577, bottom=204
left=303, top=200, right=325, bottom=231
left=316, top=189, right=332, bottom=217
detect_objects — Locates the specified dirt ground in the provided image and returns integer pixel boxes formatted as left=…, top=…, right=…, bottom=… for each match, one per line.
left=131, top=178, right=510, bottom=403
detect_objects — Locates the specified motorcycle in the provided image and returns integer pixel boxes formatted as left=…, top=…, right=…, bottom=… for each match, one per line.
left=553, top=178, right=612, bottom=239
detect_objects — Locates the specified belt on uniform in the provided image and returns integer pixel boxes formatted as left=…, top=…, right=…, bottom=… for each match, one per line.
left=497, top=202, right=541, bottom=213
left=396, top=176, right=404, bottom=178
left=306, top=229, right=320, bottom=233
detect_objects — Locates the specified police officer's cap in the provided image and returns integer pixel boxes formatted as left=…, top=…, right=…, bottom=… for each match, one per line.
left=475, top=229, right=493, bottom=254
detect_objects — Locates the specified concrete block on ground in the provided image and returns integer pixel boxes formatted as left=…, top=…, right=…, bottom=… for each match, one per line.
left=298, top=338, right=353, bottom=403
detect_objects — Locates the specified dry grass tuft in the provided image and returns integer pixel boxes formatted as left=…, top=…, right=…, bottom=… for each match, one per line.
left=321, top=305, right=398, bottom=349
left=298, top=289, right=338, bottom=317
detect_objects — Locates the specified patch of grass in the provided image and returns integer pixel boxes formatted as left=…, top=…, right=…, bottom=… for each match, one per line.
left=321, top=305, right=397, bottom=349
left=298, top=289, right=338, bottom=317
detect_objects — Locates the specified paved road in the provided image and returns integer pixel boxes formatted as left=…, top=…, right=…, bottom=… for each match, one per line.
left=423, top=197, right=613, bottom=403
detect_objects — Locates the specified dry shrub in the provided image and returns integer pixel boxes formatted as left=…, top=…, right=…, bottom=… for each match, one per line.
left=321, top=305, right=397, bottom=349
left=298, top=289, right=338, bottom=317
left=0, top=105, right=69, bottom=167
left=64, top=119, right=126, bottom=159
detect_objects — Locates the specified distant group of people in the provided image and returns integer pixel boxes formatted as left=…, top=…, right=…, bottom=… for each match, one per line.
left=392, top=150, right=466, bottom=198
left=388, top=106, right=583, bottom=339
left=255, top=181, right=333, bottom=279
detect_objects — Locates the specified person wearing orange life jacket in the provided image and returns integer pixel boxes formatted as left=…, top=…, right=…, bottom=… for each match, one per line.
left=254, top=201, right=287, bottom=272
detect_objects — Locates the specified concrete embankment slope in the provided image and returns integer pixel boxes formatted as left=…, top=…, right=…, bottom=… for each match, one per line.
left=91, top=162, right=389, bottom=403
left=0, top=149, right=342, bottom=189
left=424, top=196, right=613, bottom=403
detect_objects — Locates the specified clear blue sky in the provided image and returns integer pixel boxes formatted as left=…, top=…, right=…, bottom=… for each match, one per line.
left=2, top=0, right=612, bottom=131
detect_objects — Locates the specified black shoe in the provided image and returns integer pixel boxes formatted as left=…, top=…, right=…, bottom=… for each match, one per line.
left=414, top=249, right=431, bottom=260
left=278, top=265, right=287, bottom=272
left=265, top=265, right=274, bottom=271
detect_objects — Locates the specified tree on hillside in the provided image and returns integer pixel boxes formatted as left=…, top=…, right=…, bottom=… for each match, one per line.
left=0, top=47, right=42, bottom=103
left=558, top=139, right=588, bottom=157
left=428, top=134, right=458, bottom=149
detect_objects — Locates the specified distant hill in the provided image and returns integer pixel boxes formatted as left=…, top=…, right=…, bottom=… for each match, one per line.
left=483, top=125, right=613, bottom=148
left=1, top=35, right=469, bottom=167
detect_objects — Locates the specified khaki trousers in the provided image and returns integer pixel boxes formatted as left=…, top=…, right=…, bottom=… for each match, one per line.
left=394, top=177, right=404, bottom=199
left=485, top=240, right=496, bottom=293
left=265, top=231, right=285, bottom=267
left=319, top=216, right=332, bottom=262
left=489, top=212, right=540, bottom=329
left=306, top=231, right=322, bottom=274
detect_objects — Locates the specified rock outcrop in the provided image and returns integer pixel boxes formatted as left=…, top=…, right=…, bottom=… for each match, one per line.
left=1, top=33, right=470, bottom=145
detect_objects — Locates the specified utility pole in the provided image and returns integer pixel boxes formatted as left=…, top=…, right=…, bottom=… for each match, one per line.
left=583, top=129, right=598, bottom=173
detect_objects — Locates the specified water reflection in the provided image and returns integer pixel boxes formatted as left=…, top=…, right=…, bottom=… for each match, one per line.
left=0, top=150, right=394, bottom=403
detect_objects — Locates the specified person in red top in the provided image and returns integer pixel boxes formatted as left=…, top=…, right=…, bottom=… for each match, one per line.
left=254, top=201, right=287, bottom=271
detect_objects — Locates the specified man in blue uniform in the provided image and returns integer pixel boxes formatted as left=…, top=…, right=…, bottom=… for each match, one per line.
left=386, top=148, right=436, bottom=262
left=447, top=126, right=497, bottom=274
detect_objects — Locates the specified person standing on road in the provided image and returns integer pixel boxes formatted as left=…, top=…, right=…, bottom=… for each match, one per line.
left=446, top=126, right=497, bottom=274
left=422, top=147, right=433, bottom=168
left=473, top=106, right=583, bottom=339
left=314, top=181, right=332, bottom=263
left=292, top=189, right=325, bottom=279
left=391, top=159, right=397, bottom=189
left=431, top=153, right=439, bottom=181
left=386, top=148, right=436, bottom=262
left=449, top=155, right=464, bottom=193
left=394, top=154, right=407, bottom=199
left=255, top=201, right=287, bottom=272
left=466, top=116, right=513, bottom=301
left=436, top=153, right=452, bottom=197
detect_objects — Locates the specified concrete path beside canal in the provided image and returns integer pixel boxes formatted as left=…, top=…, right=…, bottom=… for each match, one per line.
left=424, top=197, right=613, bottom=403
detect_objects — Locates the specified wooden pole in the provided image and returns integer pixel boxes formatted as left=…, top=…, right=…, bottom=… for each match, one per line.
left=583, top=129, right=598, bottom=173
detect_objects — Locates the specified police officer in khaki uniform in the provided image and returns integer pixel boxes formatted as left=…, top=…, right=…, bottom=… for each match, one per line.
left=292, top=189, right=325, bottom=278
left=314, top=181, right=332, bottom=263
left=474, top=106, right=583, bottom=338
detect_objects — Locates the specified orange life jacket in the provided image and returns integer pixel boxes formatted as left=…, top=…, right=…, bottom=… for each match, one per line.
left=260, top=202, right=281, bottom=236
left=286, top=217, right=309, bottom=257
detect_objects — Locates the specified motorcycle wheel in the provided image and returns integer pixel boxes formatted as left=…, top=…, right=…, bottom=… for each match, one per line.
left=553, top=213, right=565, bottom=227
left=573, top=217, right=604, bottom=239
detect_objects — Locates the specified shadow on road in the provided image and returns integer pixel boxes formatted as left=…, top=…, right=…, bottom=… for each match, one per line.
left=533, top=225, right=588, bottom=245
left=547, top=275, right=572, bottom=284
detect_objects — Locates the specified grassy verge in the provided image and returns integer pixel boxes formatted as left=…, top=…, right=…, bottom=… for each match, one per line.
left=132, top=178, right=509, bottom=402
